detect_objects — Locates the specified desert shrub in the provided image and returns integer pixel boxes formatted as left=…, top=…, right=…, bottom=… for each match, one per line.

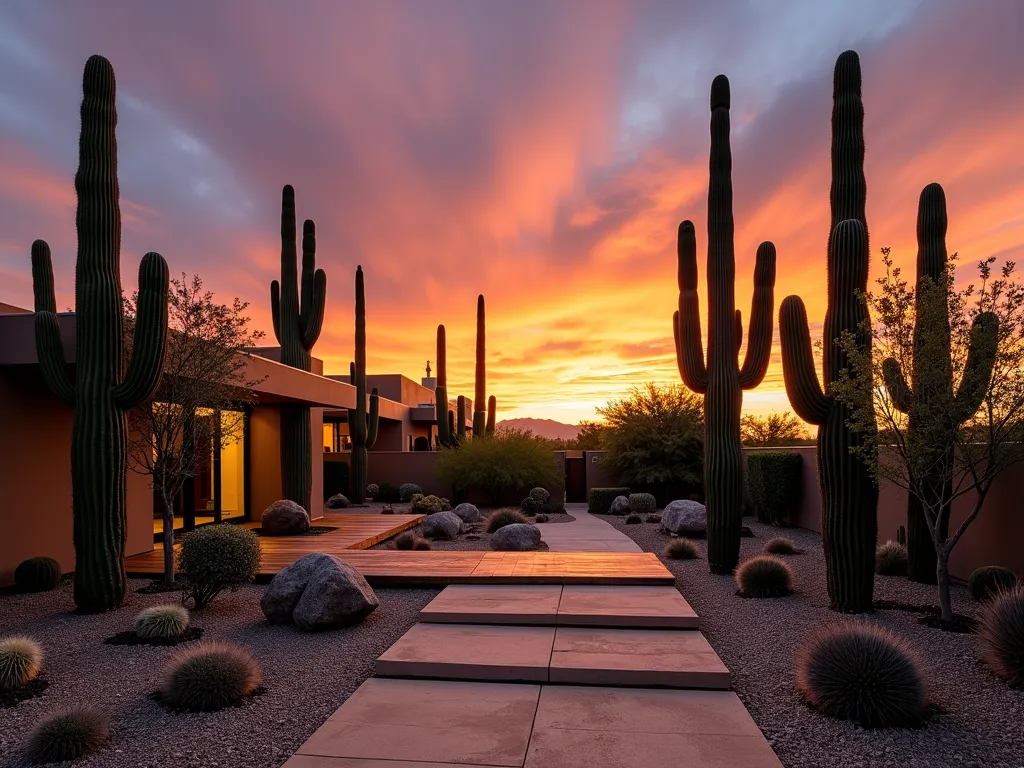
left=875, top=540, right=909, bottom=576
left=969, top=566, right=1017, bottom=602
left=520, top=497, right=540, bottom=517
left=663, top=539, right=699, bottom=560
left=976, top=584, right=1024, bottom=686
left=646, top=513, right=662, bottom=524
left=434, top=427, right=561, bottom=503
left=628, top=493, right=656, bottom=514
left=764, top=537, right=796, bottom=555
left=376, top=482, right=401, bottom=503
left=399, top=483, right=423, bottom=502
left=736, top=555, right=793, bottom=597
left=14, top=557, right=62, bottom=593
left=529, top=487, right=551, bottom=505
left=135, top=605, right=189, bottom=640
left=162, top=642, right=262, bottom=712
left=0, top=636, right=43, bottom=691
left=380, top=504, right=394, bottom=514
left=746, top=451, right=802, bottom=526
left=624, top=514, right=642, bottom=525
left=178, top=524, right=261, bottom=610
left=394, top=532, right=418, bottom=550
left=542, top=499, right=566, bottom=515
left=485, top=509, right=530, bottom=533
left=535, top=514, right=549, bottom=523
left=796, top=622, right=928, bottom=727
left=587, top=487, right=631, bottom=514
left=25, top=707, right=109, bottom=764
left=413, top=537, right=432, bottom=550
left=411, top=494, right=449, bottom=514
left=366, top=483, right=380, bottom=499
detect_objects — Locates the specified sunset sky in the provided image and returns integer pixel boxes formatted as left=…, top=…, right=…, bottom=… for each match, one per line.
left=0, top=1, right=1021, bottom=425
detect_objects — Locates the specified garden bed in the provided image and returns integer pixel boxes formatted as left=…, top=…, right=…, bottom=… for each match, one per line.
left=371, top=507, right=574, bottom=551
left=0, top=578, right=437, bottom=767
left=601, top=516, right=1024, bottom=767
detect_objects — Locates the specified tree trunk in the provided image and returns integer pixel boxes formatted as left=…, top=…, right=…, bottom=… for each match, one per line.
left=158, top=486, right=175, bottom=584
left=937, top=548, right=953, bottom=622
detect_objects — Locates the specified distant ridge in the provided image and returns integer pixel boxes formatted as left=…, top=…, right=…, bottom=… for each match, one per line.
left=497, top=418, right=579, bottom=441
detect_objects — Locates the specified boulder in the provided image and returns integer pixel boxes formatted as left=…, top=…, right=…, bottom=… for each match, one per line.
left=662, top=499, right=707, bottom=536
left=452, top=503, right=482, bottom=523
left=491, top=523, right=542, bottom=551
left=262, top=500, right=310, bottom=536
left=421, top=511, right=462, bottom=540
left=261, top=552, right=378, bottom=631
left=609, top=495, right=631, bottom=515
left=326, top=493, right=350, bottom=509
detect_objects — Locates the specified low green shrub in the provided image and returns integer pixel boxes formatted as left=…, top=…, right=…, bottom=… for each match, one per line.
left=588, top=487, right=630, bottom=514
left=135, top=605, right=189, bottom=640
left=376, top=483, right=401, bottom=503
left=628, top=493, right=656, bottom=514
left=663, top=539, right=699, bottom=560
left=434, top=428, right=562, bottom=503
left=520, top=497, right=540, bottom=516
left=543, top=499, right=566, bottom=515
left=796, top=622, right=928, bottom=727
left=529, top=487, right=551, bottom=505
left=366, top=483, right=380, bottom=499
left=25, top=707, right=109, bottom=764
left=161, top=642, right=262, bottom=712
left=410, top=494, right=450, bottom=514
left=178, top=524, right=261, bottom=610
left=394, top=532, right=418, bottom=550
left=0, top=636, right=43, bottom=691
left=969, top=566, right=1017, bottom=602
left=14, top=557, right=61, bottom=593
left=875, top=541, right=909, bottom=576
left=485, top=509, right=530, bottom=533
left=764, top=537, right=797, bottom=555
left=535, top=514, right=549, bottom=523
left=399, top=483, right=424, bottom=502
left=977, top=584, right=1024, bottom=686
left=736, top=555, right=793, bottom=597
left=746, top=451, right=802, bottom=526
left=624, top=514, right=642, bottom=525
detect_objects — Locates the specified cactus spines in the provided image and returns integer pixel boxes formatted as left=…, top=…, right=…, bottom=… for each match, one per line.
left=673, top=74, right=777, bottom=574
left=349, top=266, right=379, bottom=503
left=881, top=183, right=998, bottom=583
left=456, top=395, right=467, bottom=443
left=31, top=55, right=169, bottom=613
left=435, top=324, right=451, bottom=447
left=486, top=395, right=496, bottom=436
left=270, top=185, right=325, bottom=512
left=472, top=294, right=487, bottom=436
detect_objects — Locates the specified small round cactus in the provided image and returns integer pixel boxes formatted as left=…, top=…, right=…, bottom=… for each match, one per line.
left=135, top=604, right=190, bottom=639
left=663, top=539, right=700, bottom=560
left=764, top=537, right=796, bottom=555
left=162, top=642, right=262, bottom=712
left=736, top=556, right=793, bottom=598
left=0, top=636, right=43, bottom=691
left=976, top=584, right=1024, bottom=686
left=25, top=707, right=109, bottom=764
left=14, top=557, right=62, bottom=593
left=969, top=566, right=1017, bottom=603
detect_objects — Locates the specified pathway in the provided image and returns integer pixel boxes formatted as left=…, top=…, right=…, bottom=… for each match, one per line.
left=539, top=502, right=642, bottom=553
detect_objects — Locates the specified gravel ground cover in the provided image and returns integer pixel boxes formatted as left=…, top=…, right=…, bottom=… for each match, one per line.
left=0, top=579, right=437, bottom=768
left=598, top=515, right=1024, bottom=768
left=371, top=507, right=573, bottom=551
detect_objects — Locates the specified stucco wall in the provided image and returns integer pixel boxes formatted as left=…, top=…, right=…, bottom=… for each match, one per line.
left=248, top=405, right=324, bottom=520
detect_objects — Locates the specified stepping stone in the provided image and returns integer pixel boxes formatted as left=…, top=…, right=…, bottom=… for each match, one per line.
left=291, top=678, right=540, bottom=767
left=285, top=759, right=497, bottom=767
left=376, top=622, right=555, bottom=682
left=419, top=584, right=563, bottom=624
left=548, top=627, right=730, bottom=688
left=524, top=685, right=782, bottom=768
left=557, top=585, right=699, bottom=628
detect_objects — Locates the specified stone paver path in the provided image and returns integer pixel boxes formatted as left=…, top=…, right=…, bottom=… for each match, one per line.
left=539, top=503, right=642, bottom=552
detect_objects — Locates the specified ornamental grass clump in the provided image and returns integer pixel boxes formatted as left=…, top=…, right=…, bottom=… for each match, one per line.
left=736, top=555, right=793, bottom=597
left=796, top=622, right=928, bottom=727
left=976, top=584, right=1024, bottom=687
left=875, top=540, right=909, bottom=576
left=394, top=532, right=418, bottom=550
left=25, top=707, right=109, bottom=764
left=178, top=524, right=261, bottom=609
left=161, top=642, right=262, bottom=712
left=663, top=538, right=700, bottom=560
left=135, top=604, right=189, bottom=640
left=969, top=566, right=1017, bottom=603
left=413, top=537, right=432, bottom=551
left=485, top=509, right=530, bottom=533
left=0, top=636, right=43, bottom=691
left=764, top=537, right=797, bottom=555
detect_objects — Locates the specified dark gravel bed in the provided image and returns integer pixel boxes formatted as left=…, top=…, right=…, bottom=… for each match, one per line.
left=0, top=578, right=437, bottom=768
left=602, top=516, right=1024, bottom=768
left=371, top=509, right=573, bottom=552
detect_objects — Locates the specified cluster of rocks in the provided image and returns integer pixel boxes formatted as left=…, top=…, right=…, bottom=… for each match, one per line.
left=414, top=502, right=542, bottom=551
left=261, top=553, right=379, bottom=631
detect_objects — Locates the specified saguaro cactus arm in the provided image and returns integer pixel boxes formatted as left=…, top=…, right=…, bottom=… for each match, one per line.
left=367, top=387, right=380, bottom=448
left=882, top=358, right=913, bottom=413
left=738, top=241, right=777, bottom=389
left=31, top=240, right=75, bottom=405
left=114, top=252, right=169, bottom=409
left=779, top=296, right=830, bottom=425
left=674, top=220, right=708, bottom=394
left=953, top=312, right=998, bottom=420
left=299, top=220, right=327, bottom=349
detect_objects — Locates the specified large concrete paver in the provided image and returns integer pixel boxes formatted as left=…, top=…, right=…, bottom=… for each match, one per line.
left=541, top=506, right=642, bottom=553
left=548, top=627, right=730, bottom=689
left=285, top=759, right=497, bottom=767
left=420, top=584, right=563, bottom=624
left=557, top=585, right=698, bottom=628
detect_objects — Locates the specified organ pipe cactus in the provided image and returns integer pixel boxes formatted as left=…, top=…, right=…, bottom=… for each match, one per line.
left=456, top=395, right=467, bottom=443
left=435, top=324, right=451, bottom=447
left=486, top=395, right=496, bottom=436
left=673, top=74, right=777, bottom=573
left=31, top=55, right=169, bottom=613
left=270, top=185, right=326, bottom=512
left=473, top=295, right=487, bottom=437
left=882, top=184, right=998, bottom=584
left=348, top=266, right=379, bottom=502
left=779, top=50, right=877, bottom=613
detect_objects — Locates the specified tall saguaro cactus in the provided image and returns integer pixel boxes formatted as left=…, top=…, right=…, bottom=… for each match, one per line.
left=486, top=395, right=496, bottom=436
left=456, top=395, right=467, bottom=443
left=882, top=184, right=998, bottom=583
left=348, top=266, right=379, bottom=502
left=779, top=50, right=877, bottom=613
left=31, top=55, right=169, bottom=613
left=435, top=324, right=451, bottom=447
left=270, top=184, right=326, bottom=512
left=673, top=74, right=777, bottom=573
left=473, top=294, right=488, bottom=436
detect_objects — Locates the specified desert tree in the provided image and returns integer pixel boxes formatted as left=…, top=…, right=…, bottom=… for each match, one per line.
left=740, top=411, right=810, bottom=447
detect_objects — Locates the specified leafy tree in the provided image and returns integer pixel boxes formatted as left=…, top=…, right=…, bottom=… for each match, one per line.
left=596, top=383, right=704, bottom=502
left=740, top=411, right=811, bottom=447
left=833, top=249, right=1024, bottom=622
left=573, top=420, right=605, bottom=450
left=126, top=275, right=264, bottom=585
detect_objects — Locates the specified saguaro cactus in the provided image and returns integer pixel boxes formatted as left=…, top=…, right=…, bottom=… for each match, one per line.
left=435, top=324, right=451, bottom=447
left=486, top=395, right=496, bottom=436
left=270, top=185, right=326, bottom=512
left=456, top=395, right=467, bottom=443
left=31, top=55, right=169, bottom=613
left=673, top=74, right=777, bottom=573
left=779, top=50, right=877, bottom=613
left=882, top=184, right=998, bottom=583
left=348, top=266, right=379, bottom=502
left=473, top=295, right=487, bottom=436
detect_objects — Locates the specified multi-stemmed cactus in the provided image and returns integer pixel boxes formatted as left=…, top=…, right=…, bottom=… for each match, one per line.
left=673, top=74, right=777, bottom=573
left=779, top=50, right=877, bottom=613
left=270, top=185, right=326, bottom=513
left=435, top=324, right=452, bottom=447
left=348, top=266, right=380, bottom=503
left=31, top=56, right=169, bottom=613
left=473, top=294, right=488, bottom=437
left=882, top=184, right=998, bottom=584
